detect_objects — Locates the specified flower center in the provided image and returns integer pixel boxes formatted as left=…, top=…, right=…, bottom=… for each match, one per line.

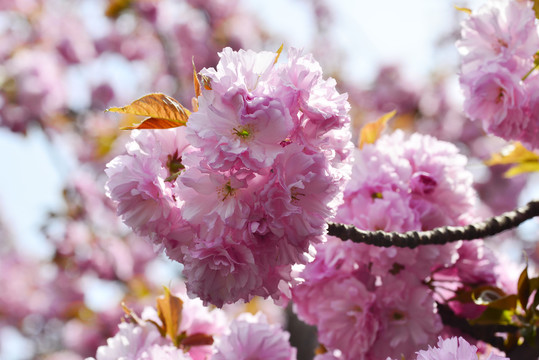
left=495, top=87, right=505, bottom=104
left=165, top=151, right=185, bottom=182
left=391, top=310, right=406, bottom=321
left=371, top=192, right=383, bottom=200
left=232, top=125, right=254, bottom=140
left=291, top=187, right=306, bottom=203
left=218, top=180, right=236, bottom=201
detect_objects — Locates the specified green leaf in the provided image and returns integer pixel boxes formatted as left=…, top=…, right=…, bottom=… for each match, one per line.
left=107, top=93, right=190, bottom=130
left=479, top=294, right=518, bottom=311
left=451, top=285, right=506, bottom=304
left=534, top=1, right=539, bottom=20
left=522, top=326, right=537, bottom=345
left=529, top=277, right=539, bottom=293
left=470, top=307, right=515, bottom=326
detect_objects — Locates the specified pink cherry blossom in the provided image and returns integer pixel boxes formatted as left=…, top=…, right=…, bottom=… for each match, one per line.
left=414, top=336, right=508, bottom=360
left=461, top=62, right=527, bottom=141
left=521, top=73, right=539, bottom=149
left=105, top=128, right=194, bottom=244
left=457, top=0, right=539, bottom=75
left=106, top=47, right=352, bottom=306
left=369, top=275, right=443, bottom=359
left=92, top=322, right=168, bottom=360
left=293, top=130, right=480, bottom=359
left=187, top=90, right=295, bottom=171
left=211, top=312, right=296, bottom=360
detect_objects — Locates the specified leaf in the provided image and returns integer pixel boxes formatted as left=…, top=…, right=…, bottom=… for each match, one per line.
left=454, top=5, right=472, bottom=15
left=484, top=142, right=539, bottom=177
left=529, top=277, right=539, bottom=293
left=274, top=44, right=284, bottom=65
left=477, top=294, right=518, bottom=311
left=518, top=262, right=530, bottom=310
left=192, top=58, right=202, bottom=99
left=470, top=307, right=514, bottom=326
left=358, top=110, right=396, bottom=149
left=120, top=118, right=188, bottom=130
left=451, top=285, right=506, bottom=304
left=156, top=287, right=183, bottom=346
left=505, top=162, right=539, bottom=177
left=106, top=0, right=132, bottom=18
left=534, top=0, right=539, bottom=20
left=107, top=93, right=190, bottom=130
left=532, top=288, right=539, bottom=316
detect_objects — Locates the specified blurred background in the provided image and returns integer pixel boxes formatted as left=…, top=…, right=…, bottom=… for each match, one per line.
left=1, top=0, right=537, bottom=359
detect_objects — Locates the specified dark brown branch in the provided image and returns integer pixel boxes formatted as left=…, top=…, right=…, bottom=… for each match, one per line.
left=327, top=200, right=539, bottom=249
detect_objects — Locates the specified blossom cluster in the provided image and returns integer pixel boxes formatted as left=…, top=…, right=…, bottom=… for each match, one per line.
left=89, top=290, right=296, bottom=360
left=458, top=0, right=539, bottom=148
left=106, top=47, right=353, bottom=307
left=387, top=336, right=508, bottom=360
left=292, top=131, right=503, bottom=359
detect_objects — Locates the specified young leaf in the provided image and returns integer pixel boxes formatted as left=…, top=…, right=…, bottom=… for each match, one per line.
left=469, top=307, right=514, bottom=326
left=518, top=263, right=531, bottom=310
left=274, top=44, right=284, bottom=65
left=454, top=5, right=472, bottom=15
left=193, top=58, right=202, bottom=99
left=484, top=142, right=539, bottom=177
left=358, top=110, right=396, bottom=149
left=106, top=0, right=132, bottom=18
left=107, top=93, right=190, bottom=130
left=451, top=285, right=506, bottom=304
left=156, top=287, right=183, bottom=346
left=474, top=294, right=518, bottom=311
left=120, top=118, right=187, bottom=130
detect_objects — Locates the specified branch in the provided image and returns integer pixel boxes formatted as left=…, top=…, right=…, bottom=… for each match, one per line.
left=327, top=200, right=539, bottom=249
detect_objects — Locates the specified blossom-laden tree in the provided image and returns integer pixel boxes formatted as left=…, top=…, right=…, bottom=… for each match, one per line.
left=2, top=0, right=539, bottom=360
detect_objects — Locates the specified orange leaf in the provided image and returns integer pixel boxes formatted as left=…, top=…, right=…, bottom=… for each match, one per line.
left=193, top=58, right=202, bottom=98
left=105, top=0, right=132, bottom=18
left=156, top=287, right=183, bottom=346
left=358, top=110, right=396, bottom=149
left=121, top=118, right=186, bottom=130
left=484, top=142, right=539, bottom=177
left=274, top=44, right=284, bottom=65
left=454, top=5, right=472, bottom=15
left=107, top=93, right=190, bottom=130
